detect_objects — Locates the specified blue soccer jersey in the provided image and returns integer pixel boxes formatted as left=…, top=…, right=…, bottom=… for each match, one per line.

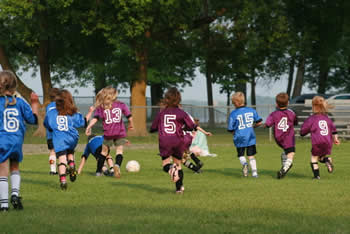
left=44, top=109, right=86, bottom=153
left=82, top=135, right=104, bottom=159
left=45, top=102, right=56, bottom=140
left=227, top=106, right=262, bottom=148
left=0, top=96, right=37, bottom=163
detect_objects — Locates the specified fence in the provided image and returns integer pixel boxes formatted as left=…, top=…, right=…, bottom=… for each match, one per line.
left=61, top=96, right=350, bottom=140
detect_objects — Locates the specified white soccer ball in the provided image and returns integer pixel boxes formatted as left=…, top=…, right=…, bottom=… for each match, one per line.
left=126, top=160, right=140, bottom=172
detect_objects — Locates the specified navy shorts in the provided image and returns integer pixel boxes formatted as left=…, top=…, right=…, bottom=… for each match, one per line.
left=236, top=145, right=257, bottom=157
left=56, top=149, right=75, bottom=158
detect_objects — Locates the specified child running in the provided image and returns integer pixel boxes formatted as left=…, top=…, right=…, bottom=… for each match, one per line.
left=227, top=92, right=262, bottom=178
left=300, top=96, right=340, bottom=179
left=44, top=89, right=93, bottom=190
left=265, top=92, right=298, bottom=179
left=0, top=70, right=39, bottom=211
left=44, top=87, right=60, bottom=175
left=150, top=87, right=196, bottom=194
left=77, top=134, right=115, bottom=176
left=85, top=86, right=134, bottom=178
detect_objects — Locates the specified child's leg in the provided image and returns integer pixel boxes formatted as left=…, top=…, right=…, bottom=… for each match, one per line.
left=57, top=155, right=68, bottom=189
left=182, top=151, right=200, bottom=173
left=9, top=160, right=23, bottom=210
left=319, top=156, right=334, bottom=173
left=113, top=145, right=123, bottom=178
left=49, top=149, right=57, bottom=175
left=189, top=152, right=203, bottom=169
left=247, top=146, right=258, bottom=177
left=101, top=145, right=114, bottom=174
left=67, top=153, right=77, bottom=182
left=173, top=158, right=184, bottom=193
left=0, top=160, right=9, bottom=210
left=237, top=147, right=248, bottom=177
left=310, top=155, right=320, bottom=179
left=283, top=152, right=294, bottom=173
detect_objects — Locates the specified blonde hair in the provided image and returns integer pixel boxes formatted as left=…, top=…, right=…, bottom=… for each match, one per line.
left=231, top=92, right=245, bottom=107
left=312, top=96, right=329, bottom=114
left=0, top=70, right=17, bottom=107
left=95, top=86, right=118, bottom=109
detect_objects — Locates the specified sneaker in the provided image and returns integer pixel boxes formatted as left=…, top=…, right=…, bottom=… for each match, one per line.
left=169, top=164, right=180, bottom=182
left=242, top=163, right=249, bottom=177
left=252, top=173, right=258, bottom=178
left=96, top=172, right=102, bottom=177
left=197, top=161, right=204, bottom=170
left=0, top=207, right=9, bottom=212
left=325, top=159, right=334, bottom=173
left=10, top=195, right=23, bottom=210
left=113, top=165, right=121, bottom=178
left=277, top=167, right=286, bottom=179
left=49, top=171, right=58, bottom=175
left=60, top=181, right=67, bottom=190
left=69, top=167, right=77, bottom=182
left=313, top=176, right=321, bottom=180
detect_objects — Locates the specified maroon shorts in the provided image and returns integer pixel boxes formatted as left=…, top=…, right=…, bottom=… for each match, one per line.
left=183, top=134, right=193, bottom=150
left=311, top=143, right=332, bottom=157
left=159, top=136, right=185, bottom=160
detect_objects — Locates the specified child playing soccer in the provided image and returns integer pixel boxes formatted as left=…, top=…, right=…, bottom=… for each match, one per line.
left=77, top=135, right=116, bottom=176
left=227, top=92, right=262, bottom=178
left=85, top=86, right=134, bottom=179
left=300, top=96, right=340, bottom=179
left=265, top=92, right=298, bottom=179
left=150, top=87, right=196, bottom=194
left=44, top=87, right=60, bottom=175
left=44, top=89, right=93, bottom=190
left=0, top=70, right=39, bottom=211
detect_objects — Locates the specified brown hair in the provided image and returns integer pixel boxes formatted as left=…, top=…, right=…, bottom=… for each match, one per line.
left=95, top=86, right=117, bottom=109
left=276, top=92, right=289, bottom=108
left=0, top=70, right=18, bottom=107
left=55, top=89, right=78, bottom=115
left=231, top=92, right=245, bottom=107
left=164, top=87, right=181, bottom=107
left=312, top=96, right=328, bottom=114
left=49, top=88, right=60, bottom=102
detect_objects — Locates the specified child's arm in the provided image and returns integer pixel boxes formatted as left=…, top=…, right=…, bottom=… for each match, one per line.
left=127, top=116, right=134, bottom=130
left=77, top=156, right=86, bottom=174
left=333, top=134, right=340, bottom=145
left=85, top=118, right=98, bottom=136
left=30, top=92, right=39, bottom=116
left=85, top=106, right=95, bottom=122
left=196, top=126, right=212, bottom=136
left=254, top=121, right=263, bottom=128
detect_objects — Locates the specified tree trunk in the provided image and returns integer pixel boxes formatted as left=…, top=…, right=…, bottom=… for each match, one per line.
left=94, top=66, right=107, bottom=95
left=0, top=45, right=33, bottom=102
left=226, top=90, right=231, bottom=119
left=129, top=47, right=148, bottom=136
left=150, top=83, right=163, bottom=121
left=317, top=58, right=329, bottom=94
left=251, top=76, right=256, bottom=106
left=292, top=57, right=305, bottom=98
left=235, top=76, right=247, bottom=101
left=286, top=56, right=295, bottom=97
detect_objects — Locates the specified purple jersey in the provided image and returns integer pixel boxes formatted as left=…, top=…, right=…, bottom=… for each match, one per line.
left=265, top=108, right=297, bottom=149
left=94, top=101, right=131, bottom=139
left=150, top=107, right=196, bottom=158
left=300, top=114, right=337, bottom=156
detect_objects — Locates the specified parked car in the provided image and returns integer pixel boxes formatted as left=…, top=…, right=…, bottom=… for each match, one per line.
left=326, top=94, right=350, bottom=126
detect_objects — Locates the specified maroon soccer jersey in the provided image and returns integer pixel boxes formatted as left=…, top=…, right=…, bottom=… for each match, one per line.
left=265, top=108, right=297, bottom=149
left=94, top=101, right=131, bottom=139
left=150, top=107, right=196, bottom=158
left=300, top=114, right=337, bottom=156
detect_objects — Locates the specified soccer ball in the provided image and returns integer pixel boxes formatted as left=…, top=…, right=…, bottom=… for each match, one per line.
left=126, top=160, right=140, bottom=172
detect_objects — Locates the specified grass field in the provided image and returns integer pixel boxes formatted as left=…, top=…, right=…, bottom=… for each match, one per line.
left=2, top=131, right=350, bottom=233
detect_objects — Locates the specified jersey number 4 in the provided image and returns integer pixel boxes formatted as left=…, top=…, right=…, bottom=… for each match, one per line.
left=4, top=108, right=19, bottom=132
left=277, top=117, right=289, bottom=132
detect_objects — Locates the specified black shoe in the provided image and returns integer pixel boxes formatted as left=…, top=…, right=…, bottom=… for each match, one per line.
left=11, top=195, right=23, bottom=210
left=69, top=167, right=77, bottom=182
left=313, top=176, right=321, bottom=180
left=49, top=171, right=58, bottom=175
left=277, top=168, right=286, bottom=179
left=0, top=207, right=9, bottom=212
left=60, top=181, right=67, bottom=190
left=197, top=161, right=204, bottom=170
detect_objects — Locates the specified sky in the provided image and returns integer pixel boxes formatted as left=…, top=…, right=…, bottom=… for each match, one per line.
left=19, top=70, right=312, bottom=104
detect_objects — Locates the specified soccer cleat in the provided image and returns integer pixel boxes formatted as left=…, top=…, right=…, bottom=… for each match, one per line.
left=325, top=159, right=334, bottom=173
left=10, top=195, right=23, bottom=210
left=313, top=176, right=321, bottom=180
left=0, top=207, right=9, bottom=212
left=169, top=164, right=180, bottom=182
left=96, top=172, right=102, bottom=177
left=277, top=169, right=285, bottom=179
left=242, top=163, right=249, bottom=177
left=49, top=171, right=58, bottom=175
left=252, top=173, right=258, bottom=178
left=197, top=161, right=204, bottom=170
left=60, top=181, right=67, bottom=190
left=69, top=167, right=77, bottom=182
left=113, top=165, right=121, bottom=178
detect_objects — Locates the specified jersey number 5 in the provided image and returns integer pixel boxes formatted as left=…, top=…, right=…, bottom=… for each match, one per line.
left=4, top=108, right=19, bottom=132
left=164, top=114, right=176, bottom=134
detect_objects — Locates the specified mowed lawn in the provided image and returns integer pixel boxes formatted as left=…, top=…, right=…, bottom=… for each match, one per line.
left=2, top=132, right=350, bottom=234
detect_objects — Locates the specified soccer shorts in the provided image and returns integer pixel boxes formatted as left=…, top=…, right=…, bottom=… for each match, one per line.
left=47, top=139, right=54, bottom=150
left=236, top=145, right=257, bottom=157
left=56, top=149, right=75, bottom=158
left=103, top=138, right=128, bottom=147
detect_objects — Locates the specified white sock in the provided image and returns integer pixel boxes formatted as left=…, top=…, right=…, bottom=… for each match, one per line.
left=0, top=176, right=9, bottom=208
left=281, top=152, right=287, bottom=166
left=283, top=158, right=293, bottom=172
left=239, top=156, right=247, bottom=166
left=249, top=158, right=257, bottom=174
left=49, top=154, right=57, bottom=172
left=10, top=171, right=20, bottom=197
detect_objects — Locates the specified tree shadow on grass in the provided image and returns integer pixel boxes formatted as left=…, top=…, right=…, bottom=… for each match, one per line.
left=110, top=181, right=170, bottom=194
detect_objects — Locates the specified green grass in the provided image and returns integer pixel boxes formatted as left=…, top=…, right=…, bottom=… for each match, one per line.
left=3, top=133, right=350, bottom=233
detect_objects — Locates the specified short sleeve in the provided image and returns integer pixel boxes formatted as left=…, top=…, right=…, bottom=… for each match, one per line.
left=228, top=112, right=237, bottom=131
left=122, top=103, right=131, bottom=118
left=150, top=112, right=160, bottom=132
left=265, top=113, right=274, bottom=128
left=73, top=113, right=85, bottom=128
left=19, top=98, right=37, bottom=125
left=94, top=107, right=104, bottom=119
left=183, top=112, right=195, bottom=131
left=253, top=109, right=262, bottom=122
left=82, top=145, right=91, bottom=159
left=300, top=117, right=311, bottom=136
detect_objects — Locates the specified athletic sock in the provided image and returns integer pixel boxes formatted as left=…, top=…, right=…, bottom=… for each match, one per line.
left=68, top=160, right=75, bottom=169
left=109, top=167, right=114, bottom=173
left=239, top=156, right=247, bottom=166
left=10, top=171, right=20, bottom=197
left=163, top=164, right=172, bottom=173
left=96, top=156, right=105, bottom=173
left=0, top=176, right=8, bottom=208
left=249, top=158, right=257, bottom=173
left=49, top=154, right=56, bottom=173
left=190, top=153, right=201, bottom=165
left=115, top=154, right=123, bottom=167
left=183, top=160, right=198, bottom=172
left=281, top=152, right=287, bottom=166
left=175, top=169, right=184, bottom=191
left=310, top=162, right=320, bottom=178
left=283, top=158, right=293, bottom=173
